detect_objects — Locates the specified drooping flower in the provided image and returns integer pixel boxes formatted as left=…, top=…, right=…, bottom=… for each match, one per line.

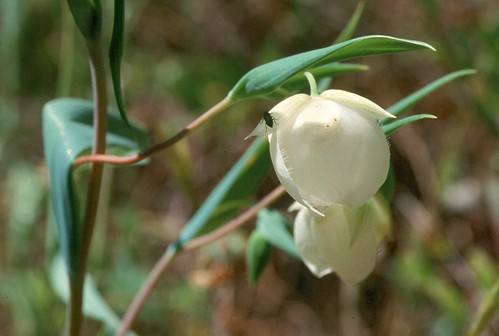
left=290, top=195, right=391, bottom=284
left=247, top=72, right=394, bottom=215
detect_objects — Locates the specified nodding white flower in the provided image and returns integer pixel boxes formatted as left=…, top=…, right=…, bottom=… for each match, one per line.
left=247, top=73, right=394, bottom=215
left=291, top=196, right=390, bottom=284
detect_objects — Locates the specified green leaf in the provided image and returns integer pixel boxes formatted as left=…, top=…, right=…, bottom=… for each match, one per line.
left=384, top=69, right=477, bottom=119
left=256, top=208, right=300, bottom=258
left=246, top=230, right=272, bottom=285
left=467, top=279, right=499, bottom=336
left=171, top=137, right=271, bottom=252
left=229, top=35, right=434, bottom=100
left=67, top=0, right=102, bottom=40
left=50, top=254, right=137, bottom=336
left=109, top=0, right=131, bottom=129
left=334, top=2, right=365, bottom=44
left=466, top=248, right=499, bottom=290
left=278, top=63, right=368, bottom=95
left=43, top=98, right=147, bottom=277
left=379, top=165, right=395, bottom=202
left=382, top=114, right=437, bottom=135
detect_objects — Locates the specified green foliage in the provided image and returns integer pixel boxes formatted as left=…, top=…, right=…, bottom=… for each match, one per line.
left=468, top=279, right=499, bottom=336
left=42, top=98, right=147, bottom=277
left=392, top=241, right=468, bottom=333
left=172, top=138, right=271, bottom=252
left=380, top=69, right=477, bottom=134
left=384, top=69, right=477, bottom=119
left=229, top=35, right=435, bottom=100
left=5, top=1, right=494, bottom=334
left=109, top=0, right=130, bottom=129
left=277, top=63, right=368, bottom=95
left=256, top=208, right=300, bottom=258
left=334, top=2, right=365, bottom=43
left=383, top=114, right=437, bottom=135
left=246, top=230, right=272, bottom=285
left=50, top=255, right=137, bottom=336
left=67, top=0, right=102, bottom=40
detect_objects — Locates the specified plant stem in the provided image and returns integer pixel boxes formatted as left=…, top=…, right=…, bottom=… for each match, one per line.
left=184, top=186, right=286, bottom=251
left=73, top=96, right=233, bottom=167
left=117, top=185, right=286, bottom=335
left=67, top=40, right=108, bottom=336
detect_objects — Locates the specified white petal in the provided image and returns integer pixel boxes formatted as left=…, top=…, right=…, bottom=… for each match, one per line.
left=268, top=93, right=310, bottom=121
left=313, top=204, right=378, bottom=284
left=320, top=89, right=395, bottom=120
left=277, top=97, right=390, bottom=208
left=246, top=93, right=308, bottom=140
left=245, top=119, right=268, bottom=139
left=270, top=134, right=326, bottom=216
left=294, top=207, right=333, bottom=277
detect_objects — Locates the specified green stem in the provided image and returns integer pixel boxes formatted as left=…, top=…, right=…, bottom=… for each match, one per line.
left=67, top=40, right=108, bottom=336
left=304, top=71, right=319, bottom=97
left=117, top=186, right=286, bottom=335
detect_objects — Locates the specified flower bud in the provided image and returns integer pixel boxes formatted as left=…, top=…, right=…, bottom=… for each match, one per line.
left=247, top=73, right=394, bottom=215
left=291, top=197, right=386, bottom=284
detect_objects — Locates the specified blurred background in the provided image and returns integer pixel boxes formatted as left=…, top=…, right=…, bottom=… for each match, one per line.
left=0, top=0, right=498, bottom=335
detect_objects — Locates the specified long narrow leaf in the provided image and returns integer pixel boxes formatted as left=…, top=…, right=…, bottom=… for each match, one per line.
left=279, top=62, right=368, bottom=94
left=109, top=0, right=130, bottom=129
left=384, top=69, right=477, bottom=119
left=67, top=0, right=102, bottom=40
left=43, top=98, right=147, bottom=277
left=50, top=255, right=137, bottom=336
left=334, top=2, right=365, bottom=44
left=229, top=35, right=434, bottom=100
left=383, top=114, right=437, bottom=135
left=171, top=137, right=271, bottom=252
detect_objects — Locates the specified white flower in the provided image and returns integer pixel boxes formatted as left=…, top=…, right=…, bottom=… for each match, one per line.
left=247, top=73, right=394, bottom=215
left=291, top=197, right=388, bottom=284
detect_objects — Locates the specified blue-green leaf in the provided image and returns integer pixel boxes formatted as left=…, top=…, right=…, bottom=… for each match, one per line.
left=256, top=208, right=300, bottom=258
left=383, top=114, right=437, bottom=135
left=109, top=0, right=130, bottom=129
left=171, top=137, right=271, bottom=252
left=246, top=230, right=272, bottom=285
left=278, top=63, right=368, bottom=95
left=229, top=35, right=434, bottom=100
left=50, top=254, right=137, bottom=336
left=43, top=98, right=147, bottom=277
left=67, top=0, right=102, bottom=40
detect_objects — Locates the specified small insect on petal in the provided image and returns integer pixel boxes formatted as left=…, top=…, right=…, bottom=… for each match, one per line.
left=263, top=111, right=275, bottom=128
left=245, top=111, right=277, bottom=139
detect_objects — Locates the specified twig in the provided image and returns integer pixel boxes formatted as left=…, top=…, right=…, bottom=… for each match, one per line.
left=73, top=97, right=233, bottom=167
left=184, top=186, right=286, bottom=251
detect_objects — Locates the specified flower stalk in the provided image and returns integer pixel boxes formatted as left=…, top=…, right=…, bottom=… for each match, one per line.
left=67, top=39, right=107, bottom=336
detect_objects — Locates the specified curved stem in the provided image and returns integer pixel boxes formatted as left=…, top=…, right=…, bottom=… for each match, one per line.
left=73, top=96, right=233, bottom=167
left=117, top=185, right=286, bottom=335
left=184, top=185, right=285, bottom=251
left=304, top=71, right=319, bottom=97
left=67, top=40, right=108, bottom=336
left=116, top=248, right=177, bottom=336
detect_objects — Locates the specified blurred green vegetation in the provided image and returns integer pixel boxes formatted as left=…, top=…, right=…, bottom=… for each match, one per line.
left=0, top=0, right=498, bottom=335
